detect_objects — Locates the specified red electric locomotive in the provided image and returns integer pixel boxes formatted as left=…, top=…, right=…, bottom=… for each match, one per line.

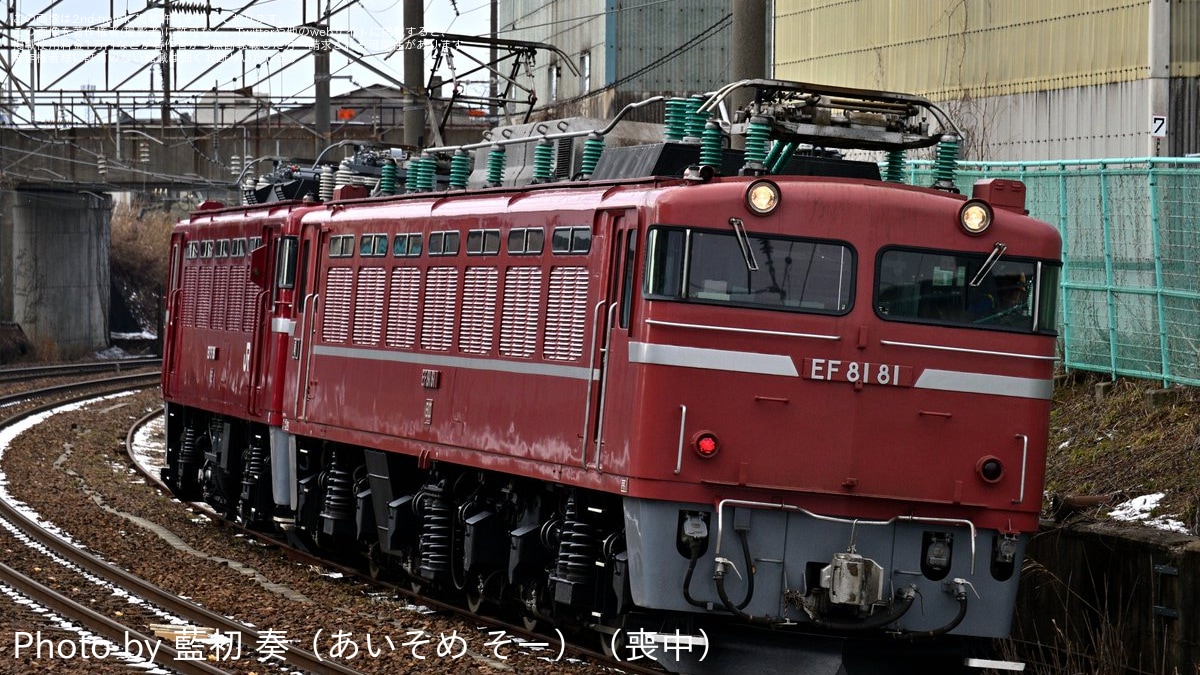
left=161, top=80, right=1060, bottom=674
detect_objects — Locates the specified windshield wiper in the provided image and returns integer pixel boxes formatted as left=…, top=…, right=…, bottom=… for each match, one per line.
left=969, top=241, right=1007, bottom=287
left=728, top=218, right=759, bottom=272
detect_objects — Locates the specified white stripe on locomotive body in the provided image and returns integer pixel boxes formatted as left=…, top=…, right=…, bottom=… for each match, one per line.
left=913, top=369, right=1054, bottom=400
left=628, top=341, right=1052, bottom=400
left=312, top=344, right=598, bottom=380
left=628, top=341, right=800, bottom=376
left=310, top=342, right=1052, bottom=399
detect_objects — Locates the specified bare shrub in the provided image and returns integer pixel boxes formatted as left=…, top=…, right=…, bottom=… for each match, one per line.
left=110, top=201, right=174, bottom=330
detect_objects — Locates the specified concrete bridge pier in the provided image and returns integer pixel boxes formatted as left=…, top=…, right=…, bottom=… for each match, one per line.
left=0, top=189, right=112, bottom=359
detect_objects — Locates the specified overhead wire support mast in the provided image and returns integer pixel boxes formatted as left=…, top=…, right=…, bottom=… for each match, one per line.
left=388, top=32, right=579, bottom=140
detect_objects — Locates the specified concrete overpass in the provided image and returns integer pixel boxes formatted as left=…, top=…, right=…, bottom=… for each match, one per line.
left=0, top=114, right=489, bottom=359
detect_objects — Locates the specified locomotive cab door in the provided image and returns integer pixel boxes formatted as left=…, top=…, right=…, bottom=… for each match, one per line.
left=288, top=221, right=324, bottom=420
left=161, top=232, right=187, bottom=396
left=586, top=209, right=640, bottom=473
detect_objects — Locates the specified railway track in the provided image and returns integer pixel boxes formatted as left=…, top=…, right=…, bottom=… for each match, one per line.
left=0, top=370, right=368, bottom=675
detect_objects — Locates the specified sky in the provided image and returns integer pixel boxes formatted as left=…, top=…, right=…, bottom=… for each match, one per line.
left=4, top=0, right=492, bottom=123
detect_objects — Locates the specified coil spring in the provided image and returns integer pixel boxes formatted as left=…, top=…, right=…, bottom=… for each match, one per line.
left=241, top=185, right=257, bottom=205
left=242, top=435, right=267, bottom=484
left=932, top=135, right=960, bottom=189
left=319, top=452, right=354, bottom=522
left=579, top=134, right=605, bottom=178
left=378, top=160, right=398, bottom=195
left=532, top=141, right=554, bottom=183
left=486, top=146, right=506, bottom=186
left=699, top=120, right=724, bottom=168
left=554, top=496, right=601, bottom=585
left=449, top=150, right=472, bottom=188
left=664, top=98, right=689, bottom=142
left=168, top=1, right=214, bottom=15
left=239, top=434, right=268, bottom=521
left=179, top=425, right=201, bottom=466
left=418, top=486, right=453, bottom=578
left=743, top=116, right=770, bottom=167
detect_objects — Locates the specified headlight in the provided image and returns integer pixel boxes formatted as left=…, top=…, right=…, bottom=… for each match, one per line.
left=959, top=199, right=993, bottom=235
left=746, top=180, right=780, bottom=215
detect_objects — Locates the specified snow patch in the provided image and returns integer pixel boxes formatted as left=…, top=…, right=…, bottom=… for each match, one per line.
left=1108, top=493, right=1190, bottom=534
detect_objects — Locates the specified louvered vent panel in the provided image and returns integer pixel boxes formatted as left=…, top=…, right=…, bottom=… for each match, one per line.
left=181, top=266, right=198, bottom=327
left=227, top=266, right=245, bottom=332
left=386, top=267, right=421, bottom=348
left=353, top=267, right=386, bottom=345
left=239, top=267, right=258, bottom=332
left=500, top=267, right=542, bottom=358
left=421, top=267, right=459, bottom=351
left=459, top=267, right=498, bottom=354
left=544, top=267, right=588, bottom=361
left=196, top=266, right=214, bottom=329
left=321, top=267, right=353, bottom=343
left=212, top=266, right=230, bottom=330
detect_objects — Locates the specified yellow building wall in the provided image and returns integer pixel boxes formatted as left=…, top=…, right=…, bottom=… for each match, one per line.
left=774, top=0, right=1151, bottom=100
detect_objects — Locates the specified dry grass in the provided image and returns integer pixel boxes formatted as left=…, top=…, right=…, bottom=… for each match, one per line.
left=1045, top=373, right=1200, bottom=531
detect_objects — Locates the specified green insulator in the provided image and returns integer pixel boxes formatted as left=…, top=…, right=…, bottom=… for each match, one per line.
left=664, top=98, right=689, bottom=142
left=769, top=142, right=796, bottom=174
left=932, top=135, right=960, bottom=191
left=378, top=159, right=398, bottom=195
left=762, top=140, right=783, bottom=172
left=532, top=140, right=554, bottom=183
left=405, top=159, right=422, bottom=193
left=579, top=134, right=605, bottom=178
left=684, top=94, right=708, bottom=141
left=449, top=150, right=472, bottom=189
left=743, top=116, right=771, bottom=167
left=486, top=145, right=506, bottom=186
left=418, top=155, right=437, bottom=191
left=699, top=120, right=724, bottom=169
left=884, top=150, right=907, bottom=183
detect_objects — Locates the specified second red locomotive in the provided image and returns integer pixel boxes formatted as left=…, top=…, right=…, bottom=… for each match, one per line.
left=161, top=80, right=1060, bottom=673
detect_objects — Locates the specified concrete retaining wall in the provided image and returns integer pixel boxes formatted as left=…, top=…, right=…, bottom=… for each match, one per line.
left=1015, top=522, right=1200, bottom=673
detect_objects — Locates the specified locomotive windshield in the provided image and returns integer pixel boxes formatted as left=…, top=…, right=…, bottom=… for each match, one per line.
left=644, top=225, right=854, bottom=314
left=875, top=247, right=1059, bottom=333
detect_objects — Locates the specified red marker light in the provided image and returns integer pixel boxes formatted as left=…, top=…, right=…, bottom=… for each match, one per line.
left=693, top=432, right=720, bottom=458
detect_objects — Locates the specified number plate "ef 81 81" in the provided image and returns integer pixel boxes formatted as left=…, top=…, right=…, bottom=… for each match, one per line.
left=802, top=358, right=914, bottom=387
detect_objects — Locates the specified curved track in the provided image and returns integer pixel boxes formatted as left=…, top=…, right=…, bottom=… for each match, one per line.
left=0, top=371, right=368, bottom=675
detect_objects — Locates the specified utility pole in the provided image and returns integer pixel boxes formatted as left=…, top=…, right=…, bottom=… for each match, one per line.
left=403, top=0, right=425, bottom=149
left=490, top=0, right=498, bottom=119
left=160, top=0, right=172, bottom=126
left=730, top=0, right=768, bottom=117
left=314, top=3, right=332, bottom=159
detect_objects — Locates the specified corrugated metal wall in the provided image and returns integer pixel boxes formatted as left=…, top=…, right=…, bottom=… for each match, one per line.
left=950, top=81, right=1149, bottom=161
left=1172, top=0, right=1200, bottom=78
left=774, top=0, right=1149, bottom=98
left=498, top=0, right=607, bottom=114
left=498, top=0, right=730, bottom=118
left=612, top=0, right=731, bottom=94
left=774, top=0, right=1200, bottom=159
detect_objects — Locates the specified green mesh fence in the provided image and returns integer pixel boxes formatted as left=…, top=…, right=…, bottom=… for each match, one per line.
left=905, top=158, right=1200, bottom=386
